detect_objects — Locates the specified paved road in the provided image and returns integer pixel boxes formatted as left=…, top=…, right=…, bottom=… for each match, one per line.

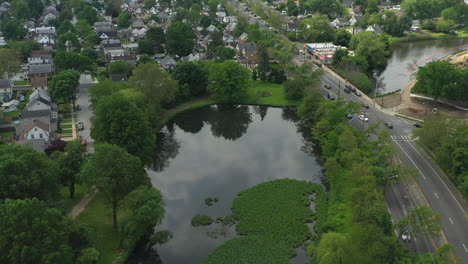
left=233, top=1, right=468, bottom=259
left=75, top=83, right=95, bottom=153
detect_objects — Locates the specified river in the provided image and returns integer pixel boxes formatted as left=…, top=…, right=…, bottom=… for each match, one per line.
left=137, top=105, right=323, bottom=264
left=378, top=38, right=468, bottom=94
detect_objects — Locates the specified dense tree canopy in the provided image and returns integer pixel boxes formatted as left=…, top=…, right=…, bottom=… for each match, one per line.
left=49, top=69, right=80, bottom=103
left=80, top=143, right=149, bottom=228
left=166, top=22, right=195, bottom=57
left=109, top=60, right=133, bottom=76
left=300, top=15, right=335, bottom=43
left=349, top=31, right=389, bottom=71
left=56, top=139, right=87, bottom=199
left=55, top=51, right=95, bottom=73
left=117, top=12, right=132, bottom=28
left=413, top=61, right=467, bottom=101
left=0, top=144, right=59, bottom=201
left=0, top=48, right=21, bottom=79
left=0, top=198, right=74, bottom=263
left=172, top=61, right=208, bottom=96
left=145, top=27, right=165, bottom=53
left=91, top=93, right=156, bottom=164
left=208, top=60, right=250, bottom=102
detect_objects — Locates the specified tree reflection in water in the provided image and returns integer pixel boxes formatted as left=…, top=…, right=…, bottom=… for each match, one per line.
left=253, top=105, right=268, bottom=121
left=152, top=125, right=181, bottom=172
left=207, top=105, right=252, bottom=141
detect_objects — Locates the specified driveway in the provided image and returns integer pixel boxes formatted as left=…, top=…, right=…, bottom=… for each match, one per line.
left=75, top=83, right=95, bottom=152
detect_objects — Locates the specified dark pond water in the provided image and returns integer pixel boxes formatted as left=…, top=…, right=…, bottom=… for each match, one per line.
left=142, top=105, right=323, bottom=264
left=378, top=38, right=468, bottom=94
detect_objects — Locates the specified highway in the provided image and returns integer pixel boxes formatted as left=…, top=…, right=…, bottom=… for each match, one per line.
left=233, top=1, right=468, bottom=260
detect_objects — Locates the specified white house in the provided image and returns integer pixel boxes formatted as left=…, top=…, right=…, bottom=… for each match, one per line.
left=26, top=89, right=52, bottom=111
left=2, top=99, right=19, bottom=112
left=0, top=79, right=12, bottom=102
left=366, top=24, right=384, bottom=35
left=21, top=119, right=50, bottom=141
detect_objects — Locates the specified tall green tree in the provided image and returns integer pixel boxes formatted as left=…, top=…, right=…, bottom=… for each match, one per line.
left=208, top=60, right=250, bottom=102
left=138, top=39, right=155, bottom=55
left=109, top=60, right=133, bottom=76
left=0, top=144, right=59, bottom=201
left=76, top=5, right=98, bottom=25
left=55, top=51, right=95, bottom=73
left=49, top=69, right=80, bottom=103
left=11, top=0, right=30, bottom=20
left=333, top=29, right=352, bottom=47
left=172, top=61, right=208, bottom=96
left=145, top=27, right=165, bottom=53
left=257, top=45, right=271, bottom=81
left=117, top=12, right=132, bottom=28
left=0, top=17, right=27, bottom=40
left=398, top=206, right=442, bottom=238
left=0, top=198, right=74, bottom=263
left=91, top=93, right=156, bottom=164
left=80, top=143, right=149, bottom=228
left=349, top=31, right=388, bottom=71
left=0, top=48, right=21, bottom=79
left=166, top=22, right=195, bottom=57
left=130, top=63, right=178, bottom=124
left=413, top=60, right=460, bottom=102
left=300, top=15, right=335, bottom=43
left=56, top=139, right=87, bottom=199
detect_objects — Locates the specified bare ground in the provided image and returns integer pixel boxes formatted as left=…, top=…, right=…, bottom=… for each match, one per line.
left=70, top=186, right=98, bottom=219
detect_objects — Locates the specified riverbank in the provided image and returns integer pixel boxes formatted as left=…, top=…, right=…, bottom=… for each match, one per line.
left=389, top=29, right=468, bottom=45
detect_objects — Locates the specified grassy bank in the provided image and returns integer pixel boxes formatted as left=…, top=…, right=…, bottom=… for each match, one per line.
left=75, top=193, right=131, bottom=264
left=389, top=29, right=468, bottom=45
left=59, top=184, right=88, bottom=212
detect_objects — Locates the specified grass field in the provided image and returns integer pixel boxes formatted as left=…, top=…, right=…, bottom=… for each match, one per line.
left=13, top=80, right=28, bottom=86
left=242, top=80, right=301, bottom=106
left=2, top=111, right=19, bottom=118
left=61, top=124, right=73, bottom=129
left=76, top=193, right=131, bottom=264
left=0, top=131, right=14, bottom=139
left=59, top=184, right=88, bottom=212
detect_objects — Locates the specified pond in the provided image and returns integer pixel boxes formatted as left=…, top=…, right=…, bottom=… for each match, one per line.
left=378, top=38, right=468, bottom=94
left=141, top=105, right=323, bottom=264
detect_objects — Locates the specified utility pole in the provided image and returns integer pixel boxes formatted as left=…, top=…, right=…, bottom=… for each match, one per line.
left=338, top=80, right=341, bottom=100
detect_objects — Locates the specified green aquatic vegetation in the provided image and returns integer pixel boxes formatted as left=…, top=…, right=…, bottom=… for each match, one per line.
left=204, top=197, right=219, bottom=206
left=191, top=214, right=214, bottom=226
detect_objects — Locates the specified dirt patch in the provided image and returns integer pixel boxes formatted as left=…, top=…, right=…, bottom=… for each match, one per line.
left=70, top=187, right=98, bottom=219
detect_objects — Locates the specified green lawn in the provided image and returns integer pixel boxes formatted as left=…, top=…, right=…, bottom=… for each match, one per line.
left=3, top=111, right=19, bottom=118
left=59, top=184, right=88, bottom=212
left=62, top=118, right=73, bottom=123
left=241, top=80, right=300, bottom=106
left=59, top=103, right=72, bottom=113
left=60, top=133, right=73, bottom=138
left=61, top=124, right=73, bottom=129
left=13, top=80, right=28, bottom=86
left=0, top=131, right=14, bottom=139
left=75, top=193, right=130, bottom=264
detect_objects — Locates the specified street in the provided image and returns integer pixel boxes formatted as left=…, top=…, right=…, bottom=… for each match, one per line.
left=75, top=81, right=95, bottom=153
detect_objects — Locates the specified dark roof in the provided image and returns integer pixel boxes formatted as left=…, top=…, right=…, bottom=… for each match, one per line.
left=238, top=42, right=257, bottom=53
left=29, top=64, right=53, bottom=74
left=31, top=77, right=48, bottom=87
left=110, top=74, right=128, bottom=82
left=0, top=79, right=11, bottom=88
left=99, top=31, right=118, bottom=39
left=20, top=109, right=51, bottom=118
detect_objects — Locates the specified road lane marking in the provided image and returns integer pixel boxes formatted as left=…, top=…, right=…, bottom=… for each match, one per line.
left=394, top=141, right=427, bottom=180
left=434, top=192, right=439, bottom=199
left=407, top=142, right=467, bottom=218
left=463, top=244, right=467, bottom=253
left=449, top=217, right=453, bottom=224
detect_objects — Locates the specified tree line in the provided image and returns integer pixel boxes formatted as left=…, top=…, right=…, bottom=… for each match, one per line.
left=297, top=93, right=456, bottom=263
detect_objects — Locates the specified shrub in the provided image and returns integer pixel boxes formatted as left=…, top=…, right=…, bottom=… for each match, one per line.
left=191, top=214, right=213, bottom=226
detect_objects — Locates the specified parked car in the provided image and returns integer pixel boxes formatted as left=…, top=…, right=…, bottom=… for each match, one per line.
left=345, top=84, right=352, bottom=89
left=75, top=105, right=81, bottom=111
left=362, top=104, right=370, bottom=109
left=324, top=84, right=331, bottom=89
left=327, top=93, right=336, bottom=100
left=384, top=122, right=393, bottom=129
left=81, top=139, right=87, bottom=146
left=401, top=231, right=411, bottom=242
left=358, top=115, right=369, bottom=122
left=77, top=122, right=84, bottom=131
left=354, top=91, right=362, bottom=97
left=346, top=113, right=353, bottom=119
left=313, top=61, right=322, bottom=67
left=414, top=123, right=422, bottom=128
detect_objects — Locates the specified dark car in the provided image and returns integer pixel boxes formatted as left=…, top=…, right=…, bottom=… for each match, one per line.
left=414, top=123, right=422, bottom=128
left=327, top=93, right=335, bottom=100
left=354, top=91, right=362, bottom=97
left=362, top=104, right=370, bottom=109
left=343, top=88, right=351, bottom=94
left=75, top=105, right=81, bottom=111
left=346, top=113, right=353, bottom=119
left=384, top=122, right=393, bottom=129
left=77, top=122, right=84, bottom=131
left=324, top=84, right=331, bottom=89
left=313, top=61, right=322, bottom=67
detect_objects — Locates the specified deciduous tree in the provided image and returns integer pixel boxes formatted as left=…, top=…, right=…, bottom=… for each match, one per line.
left=91, top=93, right=156, bottom=164
left=49, top=69, right=80, bottom=103
left=172, top=61, right=208, bottom=96
left=208, top=60, right=250, bottom=102
left=0, top=144, right=59, bottom=200
left=80, top=143, right=149, bottom=228
left=166, top=22, right=195, bottom=57
left=56, top=139, right=87, bottom=199
left=0, top=48, right=21, bottom=79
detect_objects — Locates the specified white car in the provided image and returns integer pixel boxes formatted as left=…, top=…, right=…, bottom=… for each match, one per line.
left=358, top=115, right=369, bottom=122
left=401, top=231, right=411, bottom=242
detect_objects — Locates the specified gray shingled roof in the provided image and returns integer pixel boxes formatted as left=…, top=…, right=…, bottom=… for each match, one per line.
left=238, top=42, right=257, bottom=52
left=29, top=64, right=53, bottom=74
left=0, top=79, right=11, bottom=88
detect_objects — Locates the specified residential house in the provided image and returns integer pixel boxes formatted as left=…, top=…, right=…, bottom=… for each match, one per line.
left=366, top=24, right=384, bottom=35
left=181, top=52, right=203, bottom=62
left=216, top=11, right=226, bottom=22
left=236, top=42, right=258, bottom=68
left=105, top=49, right=135, bottom=66
left=223, top=33, right=236, bottom=47
left=31, top=77, right=48, bottom=91
left=28, top=64, right=54, bottom=78
left=207, top=25, right=218, bottom=33
left=238, top=32, right=248, bottom=43
left=2, top=99, right=19, bottom=112
left=410, top=20, right=421, bottom=32
left=0, top=2, right=11, bottom=14
left=110, top=74, right=129, bottom=82
left=160, top=55, right=177, bottom=71
left=0, top=79, right=12, bottom=102
left=0, top=36, right=6, bottom=47
left=26, top=89, right=54, bottom=112
left=100, top=39, right=122, bottom=54
left=330, top=18, right=350, bottom=28
left=349, top=16, right=361, bottom=26
left=223, top=16, right=238, bottom=24
left=132, top=28, right=147, bottom=39
left=342, top=0, right=353, bottom=8
left=20, top=119, right=53, bottom=142
left=132, top=19, right=145, bottom=30
left=347, top=27, right=364, bottom=35
left=33, top=26, right=56, bottom=38
left=224, top=22, right=237, bottom=35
